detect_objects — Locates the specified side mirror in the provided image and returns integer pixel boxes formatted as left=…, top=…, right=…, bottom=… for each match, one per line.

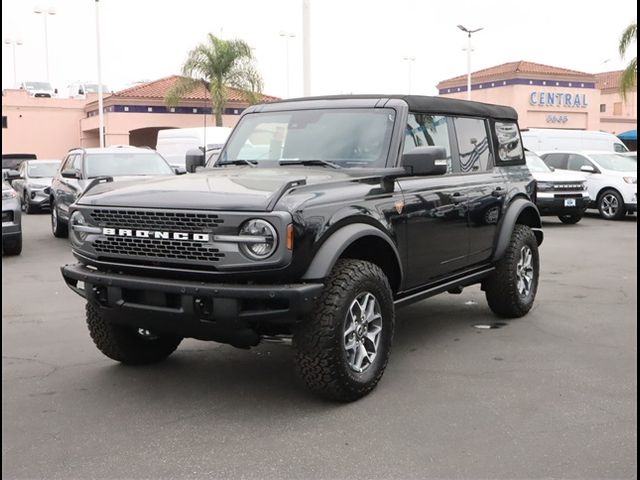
left=78, top=88, right=84, bottom=95
left=6, top=169, right=21, bottom=181
left=185, top=148, right=205, bottom=173
left=173, top=166, right=187, bottom=175
left=402, top=146, right=448, bottom=176
left=580, top=165, right=598, bottom=174
left=54, top=88, right=58, bottom=95
left=61, top=169, right=80, bottom=179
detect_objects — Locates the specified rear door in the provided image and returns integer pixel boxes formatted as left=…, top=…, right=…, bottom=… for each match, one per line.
left=397, top=113, right=470, bottom=288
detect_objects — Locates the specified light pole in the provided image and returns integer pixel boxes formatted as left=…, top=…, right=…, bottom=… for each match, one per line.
left=457, top=25, right=483, bottom=100
left=33, top=6, right=56, bottom=82
left=402, top=56, right=416, bottom=94
left=279, top=32, right=296, bottom=98
left=4, top=38, right=23, bottom=88
left=94, top=0, right=105, bottom=147
left=302, top=0, right=311, bottom=96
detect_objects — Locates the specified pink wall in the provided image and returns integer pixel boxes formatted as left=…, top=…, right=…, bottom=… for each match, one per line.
left=2, top=89, right=86, bottom=159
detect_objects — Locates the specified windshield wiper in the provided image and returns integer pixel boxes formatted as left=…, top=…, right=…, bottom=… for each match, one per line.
left=217, top=159, right=257, bottom=168
left=279, top=159, right=341, bottom=169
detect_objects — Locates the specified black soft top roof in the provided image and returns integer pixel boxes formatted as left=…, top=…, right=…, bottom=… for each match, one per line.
left=269, top=94, right=518, bottom=121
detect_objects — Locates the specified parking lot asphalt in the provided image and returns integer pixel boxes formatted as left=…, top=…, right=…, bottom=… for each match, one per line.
left=2, top=213, right=637, bottom=480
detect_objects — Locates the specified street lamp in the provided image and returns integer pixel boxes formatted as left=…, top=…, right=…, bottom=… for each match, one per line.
left=279, top=31, right=296, bottom=98
left=402, top=56, right=416, bottom=94
left=33, top=6, right=56, bottom=83
left=457, top=24, right=483, bottom=100
left=94, top=0, right=105, bottom=147
left=4, top=38, right=23, bottom=88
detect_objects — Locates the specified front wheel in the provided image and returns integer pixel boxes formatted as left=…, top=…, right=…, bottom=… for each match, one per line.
left=484, top=225, right=539, bottom=318
left=86, top=302, right=182, bottom=365
left=51, top=200, right=68, bottom=238
left=558, top=214, right=582, bottom=224
left=598, top=190, right=626, bottom=220
left=2, top=234, right=22, bottom=255
left=294, top=259, right=395, bottom=402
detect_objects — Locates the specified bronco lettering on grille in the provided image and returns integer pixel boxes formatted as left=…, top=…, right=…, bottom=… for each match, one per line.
left=102, top=228, right=209, bottom=242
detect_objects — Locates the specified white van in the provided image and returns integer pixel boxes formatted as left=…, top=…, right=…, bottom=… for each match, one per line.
left=521, top=128, right=628, bottom=153
left=156, top=127, right=232, bottom=168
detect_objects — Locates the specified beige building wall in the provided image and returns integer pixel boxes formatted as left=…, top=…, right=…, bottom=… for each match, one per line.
left=2, top=89, right=87, bottom=159
left=599, top=89, right=637, bottom=135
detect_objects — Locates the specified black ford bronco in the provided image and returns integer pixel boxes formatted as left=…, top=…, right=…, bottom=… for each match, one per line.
left=61, top=95, right=543, bottom=401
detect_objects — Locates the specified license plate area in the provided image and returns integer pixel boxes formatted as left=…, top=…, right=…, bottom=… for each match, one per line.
left=564, top=198, right=577, bottom=207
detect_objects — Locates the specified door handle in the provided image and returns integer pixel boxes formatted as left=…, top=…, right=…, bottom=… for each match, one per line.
left=491, top=187, right=506, bottom=197
left=451, top=192, right=468, bottom=203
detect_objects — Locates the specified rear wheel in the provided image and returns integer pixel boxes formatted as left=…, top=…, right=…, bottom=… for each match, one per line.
left=484, top=225, right=539, bottom=318
left=294, top=259, right=395, bottom=402
left=598, top=190, right=626, bottom=220
left=558, top=214, right=582, bottom=224
left=86, top=302, right=182, bottom=365
left=51, top=200, right=68, bottom=238
left=2, top=234, right=22, bottom=256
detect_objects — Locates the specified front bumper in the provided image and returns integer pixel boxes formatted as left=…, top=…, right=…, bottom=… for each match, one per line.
left=27, top=189, right=50, bottom=209
left=61, top=263, right=324, bottom=345
left=536, top=194, right=589, bottom=216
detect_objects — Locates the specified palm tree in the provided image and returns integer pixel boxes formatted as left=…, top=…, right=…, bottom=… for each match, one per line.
left=618, top=22, right=637, bottom=100
left=165, top=34, right=264, bottom=126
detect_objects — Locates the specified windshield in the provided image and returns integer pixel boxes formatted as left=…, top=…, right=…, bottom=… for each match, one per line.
left=220, top=108, right=396, bottom=168
left=525, top=152, right=552, bottom=173
left=591, top=154, right=638, bottom=172
left=85, top=153, right=173, bottom=178
left=24, top=82, right=52, bottom=90
left=84, top=84, right=107, bottom=93
left=28, top=161, right=60, bottom=178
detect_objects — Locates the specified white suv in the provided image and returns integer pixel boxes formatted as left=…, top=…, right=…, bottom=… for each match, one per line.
left=525, top=152, right=589, bottom=224
left=540, top=151, right=637, bottom=220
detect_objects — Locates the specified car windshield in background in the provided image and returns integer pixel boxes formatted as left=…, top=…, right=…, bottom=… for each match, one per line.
left=24, top=82, right=52, bottom=90
left=525, top=152, right=551, bottom=173
left=85, top=153, right=173, bottom=178
left=591, top=154, right=638, bottom=172
left=28, top=162, right=60, bottom=178
left=220, top=108, right=396, bottom=168
left=84, top=84, right=107, bottom=93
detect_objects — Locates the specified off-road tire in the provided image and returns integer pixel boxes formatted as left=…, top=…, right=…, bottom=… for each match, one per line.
left=86, top=302, right=182, bottom=365
left=51, top=200, right=68, bottom=238
left=2, top=234, right=22, bottom=256
left=294, top=259, right=395, bottom=402
left=598, top=189, right=626, bottom=220
left=484, top=225, right=539, bottom=318
left=558, top=214, right=582, bottom=224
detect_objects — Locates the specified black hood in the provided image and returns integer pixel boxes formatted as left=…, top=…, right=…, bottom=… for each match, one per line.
left=77, top=167, right=378, bottom=211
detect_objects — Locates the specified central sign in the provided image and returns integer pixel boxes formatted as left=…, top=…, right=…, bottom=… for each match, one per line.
left=102, top=228, right=210, bottom=242
left=529, top=92, right=588, bottom=108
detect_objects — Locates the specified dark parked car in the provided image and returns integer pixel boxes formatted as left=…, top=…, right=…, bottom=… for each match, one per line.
left=49, top=145, right=179, bottom=238
left=11, top=159, right=61, bottom=213
left=61, top=95, right=543, bottom=401
left=2, top=181, right=22, bottom=255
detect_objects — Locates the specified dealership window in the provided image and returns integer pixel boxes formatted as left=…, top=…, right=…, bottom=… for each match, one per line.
left=453, top=117, right=491, bottom=173
left=613, top=102, right=623, bottom=115
left=2, top=116, right=6, bottom=128
left=404, top=113, right=452, bottom=172
left=599, top=104, right=606, bottom=113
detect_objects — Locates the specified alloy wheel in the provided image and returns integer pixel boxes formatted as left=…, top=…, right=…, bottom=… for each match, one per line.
left=516, top=246, right=534, bottom=297
left=343, top=292, right=383, bottom=373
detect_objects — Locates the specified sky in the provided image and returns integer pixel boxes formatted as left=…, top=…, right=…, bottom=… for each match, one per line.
left=1, top=0, right=637, bottom=99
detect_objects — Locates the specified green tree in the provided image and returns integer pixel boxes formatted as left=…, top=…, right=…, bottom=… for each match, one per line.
left=618, top=22, right=637, bottom=100
left=165, top=34, right=264, bottom=126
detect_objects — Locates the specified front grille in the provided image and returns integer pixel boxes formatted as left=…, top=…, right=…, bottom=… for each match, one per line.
left=2, top=211, right=13, bottom=223
left=550, top=183, right=584, bottom=191
left=93, top=236, right=225, bottom=262
left=88, top=209, right=224, bottom=232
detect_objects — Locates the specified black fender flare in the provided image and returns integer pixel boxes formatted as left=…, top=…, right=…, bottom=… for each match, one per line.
left=301, top=223, right=403, bottom=282
left=492, top=198, right=543, bottom=261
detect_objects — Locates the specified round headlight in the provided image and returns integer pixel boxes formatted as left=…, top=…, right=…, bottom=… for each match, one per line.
left=239, top=219, right=278, bottom=259
left=69, top=210, right=87, bottom=246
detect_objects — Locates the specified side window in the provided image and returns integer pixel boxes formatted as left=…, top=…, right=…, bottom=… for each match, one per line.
left=403, top=113, right=452, bottom=172
left=453, top=117, right=491, bottom=173
left=542, top=153, right=567, bottom=169
left=567, top=154, right=593, bottom=171
left=614, top=143, right=626, bottom=153
left=494, top=121, right=523, bottom=162
left=61, top=154, right=74, bottom=172
left=72, top=154, right=83, bottom=173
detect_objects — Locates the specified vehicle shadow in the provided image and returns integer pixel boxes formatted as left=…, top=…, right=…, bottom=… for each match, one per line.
left=79, top=295, right=491, bottom=412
